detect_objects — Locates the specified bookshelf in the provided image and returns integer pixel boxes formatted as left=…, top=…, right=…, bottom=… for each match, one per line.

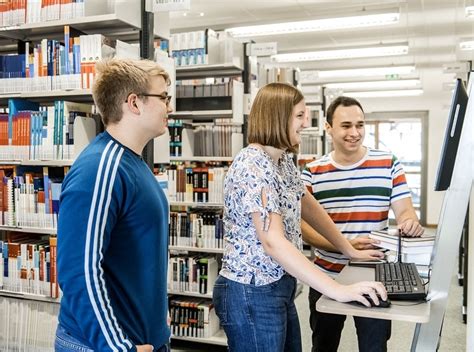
left=171, top=329, right=227, bottom=346
left=165, top=59, right=248, bottom=347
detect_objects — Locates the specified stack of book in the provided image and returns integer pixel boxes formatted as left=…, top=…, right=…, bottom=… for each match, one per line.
left=369, top=229, right=436, bottom=266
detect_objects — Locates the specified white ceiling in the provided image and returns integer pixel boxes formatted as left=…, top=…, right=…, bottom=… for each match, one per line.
left=168, top=0, right=474, bottom=71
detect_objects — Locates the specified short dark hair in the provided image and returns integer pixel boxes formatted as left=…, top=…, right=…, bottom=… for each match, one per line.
left=326, top=96, right=364, bottom=126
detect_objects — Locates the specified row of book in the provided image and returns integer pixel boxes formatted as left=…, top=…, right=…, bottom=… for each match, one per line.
left=167, top=165, right=227, bottom=204
left=193, top=125, right=241, bottom=158
left=168, top=255, right=218, bottom=295
left=0, top=296, right=58, bottom=351
left=0, top=235, right=60, bottom=299
left=169, top=211, right=224, bottom=249
left=0, top=168, right=63, bottom=230
left=0, top=0, right=85, bottom=27
left=0, top=99, right=96, bottom=161
left=169, top=297, right=220, bottom=339
left=176, top=78, right=235, bottom=98
left=0, top=27, right=116, bottom=92
left=170, top=30, right=211, bottom=67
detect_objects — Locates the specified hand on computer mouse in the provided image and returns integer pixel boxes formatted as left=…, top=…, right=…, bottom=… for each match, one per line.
left=349, top=294, right=391, bottom=308
left=360, top=294, right=391, bottom=308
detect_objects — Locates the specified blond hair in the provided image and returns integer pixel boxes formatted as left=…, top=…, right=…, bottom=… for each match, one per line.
left=247, top=82, right=304, bottom=154
left=92, top=58, right=170, bottom=125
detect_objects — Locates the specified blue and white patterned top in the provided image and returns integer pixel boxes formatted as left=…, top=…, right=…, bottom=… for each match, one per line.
left=219, top=145, right=306, bottom=286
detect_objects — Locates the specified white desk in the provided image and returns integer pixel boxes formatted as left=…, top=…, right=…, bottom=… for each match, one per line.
left=316, top=266, right=430, bottom=324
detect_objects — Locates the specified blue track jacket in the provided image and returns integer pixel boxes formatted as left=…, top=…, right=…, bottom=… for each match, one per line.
left=57, top=132, right=170, bottom=351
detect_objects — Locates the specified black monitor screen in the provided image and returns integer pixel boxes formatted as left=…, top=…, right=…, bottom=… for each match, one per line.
left=434, top=78, right=468, bottom=191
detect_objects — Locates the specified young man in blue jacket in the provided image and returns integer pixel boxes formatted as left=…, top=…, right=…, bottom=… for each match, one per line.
left=56, top=58, right=173, bottom=352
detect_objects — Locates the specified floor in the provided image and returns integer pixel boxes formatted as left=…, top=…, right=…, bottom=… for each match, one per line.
left=171, top=270, right=467, bottom=351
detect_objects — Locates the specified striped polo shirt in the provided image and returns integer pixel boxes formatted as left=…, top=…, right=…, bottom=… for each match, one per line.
left=301, top=148, right=411, bottom=274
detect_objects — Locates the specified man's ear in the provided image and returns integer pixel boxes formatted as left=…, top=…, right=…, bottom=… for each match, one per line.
left=125, top=95, right=141, bottom=115
left=325, top=121, right=332, bottom=136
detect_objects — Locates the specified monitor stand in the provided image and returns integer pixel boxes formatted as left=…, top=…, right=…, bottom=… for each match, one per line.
left=411, top=78, right=473, bottom=351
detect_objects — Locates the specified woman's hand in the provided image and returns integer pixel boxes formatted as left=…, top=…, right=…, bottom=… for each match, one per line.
left=136, top=345, right=154, bottom=352
left=332, top=281, right=387, bottom=307
left=349, top=236, right=380, bottom=250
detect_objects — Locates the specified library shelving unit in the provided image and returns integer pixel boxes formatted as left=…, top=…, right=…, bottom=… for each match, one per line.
left=0, top=1, right=169, bottom=349
left=165, top=60, right=248, bottom=348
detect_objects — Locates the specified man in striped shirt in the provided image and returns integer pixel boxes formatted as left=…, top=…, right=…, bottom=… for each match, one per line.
left=301, top=96, right=424, bottom=352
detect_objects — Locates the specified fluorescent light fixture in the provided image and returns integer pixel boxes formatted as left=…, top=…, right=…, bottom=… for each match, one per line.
left=459, top=40, right=474, bottom=51
left=466, top=6, right=474, bottom=17
left=325, top=79, right=421, bottom=90
left=225, top=11, right=399, bottom=38
left=349, top=89, right=423, bottom=98
left=310, top=65, right=416, bottom=79
left=272, top=44, right=408, bottom=63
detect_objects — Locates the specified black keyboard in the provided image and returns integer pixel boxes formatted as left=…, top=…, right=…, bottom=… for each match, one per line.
left=375, top=262, right=426, bottom=301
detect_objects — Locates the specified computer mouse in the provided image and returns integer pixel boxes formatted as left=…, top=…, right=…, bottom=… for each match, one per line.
left=350, top=294, right=391, bottom=308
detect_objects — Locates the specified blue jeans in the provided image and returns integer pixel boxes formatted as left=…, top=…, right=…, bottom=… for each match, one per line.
left=54, top=324, right=170, bottom=352
left=55, top=325, right=93, bottom=352
left=213, top=274, right=301, bottom=352
left=309, top=287, right=391, bottom=352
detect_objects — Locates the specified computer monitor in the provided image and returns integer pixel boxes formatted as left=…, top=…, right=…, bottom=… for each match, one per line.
left=434, top=78, right=468, bottom=191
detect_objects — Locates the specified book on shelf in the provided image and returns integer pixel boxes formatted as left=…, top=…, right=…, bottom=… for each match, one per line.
left=0, top=233, right=60, bottom=299
left=167, top=164, right=227, bottom=203
left=169, top=210, right=223, bottom=249
left=168, top=255, right=217, bottom=295
left=0, top=99, right=96, bottom=162
left=169, top=296, right=220, bottom=339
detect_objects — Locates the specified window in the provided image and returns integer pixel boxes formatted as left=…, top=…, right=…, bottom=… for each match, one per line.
left=365, top=112, right=428, bottom=225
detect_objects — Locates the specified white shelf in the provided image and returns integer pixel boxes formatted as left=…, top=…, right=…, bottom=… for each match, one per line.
left=0, top=225, right=56, bottom=235
left=0, top=290, right=60, bottom=304
left=167, top=290, right=213, bottom=299
left=169, top=201, right=224, bottom=208
left=0, top=14, right=140, bottom=42
left=171, top=329, right=227, bottom=346
left=176, top=64, right=243, bottom=79
left=170, top=110, right=233, bottom=119
left=170, top=156, right=233, bottom=162
left=0, top=159, right=74, bottom=166
left=169, top=246, right=224, bottom=254
left=0, top=90, right=92, bottom=103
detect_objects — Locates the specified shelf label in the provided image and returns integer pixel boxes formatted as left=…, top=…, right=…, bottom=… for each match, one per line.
left=249, top=42, right=278, bottom=57
left=152, top=0, right=191, bottom=12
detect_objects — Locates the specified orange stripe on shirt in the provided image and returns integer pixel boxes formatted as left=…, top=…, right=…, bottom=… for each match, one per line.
left=329, top=211, right=389, bottom=222
left=393, top=174, right=407, bottom=186
left=308, top=163, right=338, bottom=174
left=314, top=257, right=345, bottom=273
left=360, top=159, right=392, bottom=168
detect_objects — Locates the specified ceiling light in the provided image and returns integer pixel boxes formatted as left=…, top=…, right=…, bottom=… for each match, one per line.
left=349, top=89, right=423, bottom=98
left=466, top=6, right=474, bottom=18
left=225, top=11, right=399, bottom=38
left=301, top=66, right=416, bottom=81
left=272, top=44, right=408, bottom=63
left=325, top=79, right=421, bottom=90
left=459, top=40, right=474, bottom=51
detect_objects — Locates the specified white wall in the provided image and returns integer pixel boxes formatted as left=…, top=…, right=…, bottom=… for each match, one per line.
left=357, top=68, right=454, bottom=225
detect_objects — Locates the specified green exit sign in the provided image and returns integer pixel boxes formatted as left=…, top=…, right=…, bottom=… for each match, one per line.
left=385, top=74, right=400, bottom=80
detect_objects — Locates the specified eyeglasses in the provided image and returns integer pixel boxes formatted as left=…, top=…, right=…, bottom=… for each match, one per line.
left=125, top=93, right=172, bottom=105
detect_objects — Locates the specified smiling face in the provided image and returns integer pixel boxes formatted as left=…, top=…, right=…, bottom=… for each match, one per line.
left=326, top=104, right=365, bottom=156
left=289, top=100, right=309, bottom=146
